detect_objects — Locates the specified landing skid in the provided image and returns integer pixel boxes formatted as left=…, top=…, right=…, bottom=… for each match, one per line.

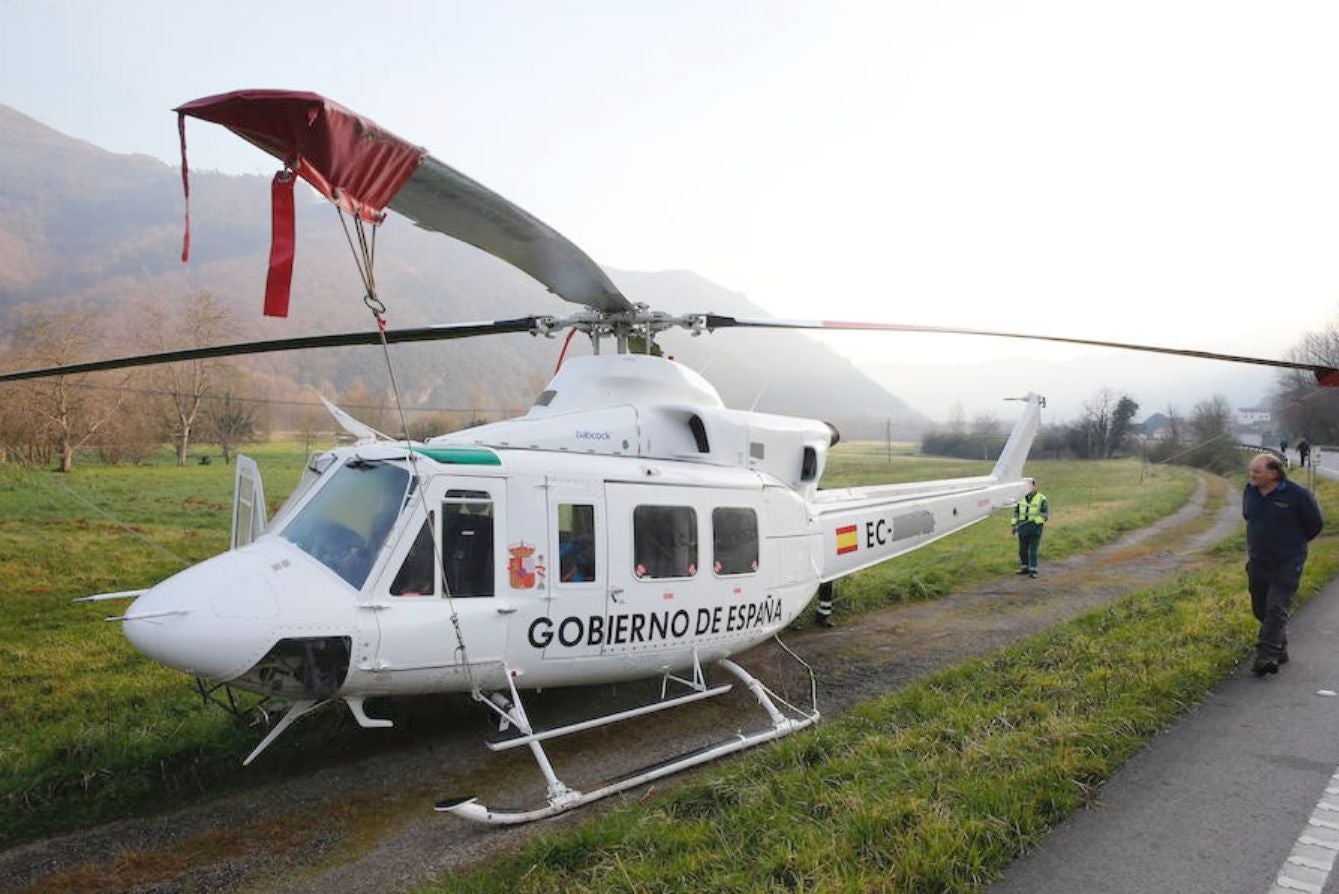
left=436, top=648, right=820, bottom=824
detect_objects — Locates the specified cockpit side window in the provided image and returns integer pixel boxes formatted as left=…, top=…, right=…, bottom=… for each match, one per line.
left=443, top=489, right=494, bottom=598
left=391, top=514, right=436, bottom=597
left=270, top=451, right=336, bottom=530
left=558, top=503, right=597, bottom=583
left=281, top=461, right=410, bottom=589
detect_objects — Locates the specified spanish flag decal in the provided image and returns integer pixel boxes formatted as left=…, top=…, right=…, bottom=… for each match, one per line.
left=835, top=524, right=859, bottom=555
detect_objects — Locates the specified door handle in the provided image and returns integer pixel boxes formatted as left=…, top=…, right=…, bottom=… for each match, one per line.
left=496, top=604, right=518, bottom=615
left=609, top=586, right=625, bottom=603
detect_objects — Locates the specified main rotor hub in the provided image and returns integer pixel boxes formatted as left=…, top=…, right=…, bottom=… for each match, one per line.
left=534, top=305, right=708, bottom=354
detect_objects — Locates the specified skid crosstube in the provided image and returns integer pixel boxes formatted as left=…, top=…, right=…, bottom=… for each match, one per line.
left=436, top=657, right=818, bottom=824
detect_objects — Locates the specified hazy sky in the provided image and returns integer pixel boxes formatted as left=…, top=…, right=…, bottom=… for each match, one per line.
left=4, top=1, right=1338, bottom=419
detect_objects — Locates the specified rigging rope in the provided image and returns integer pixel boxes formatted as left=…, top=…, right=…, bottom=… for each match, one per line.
left=336, top=208, right=483, bottom=697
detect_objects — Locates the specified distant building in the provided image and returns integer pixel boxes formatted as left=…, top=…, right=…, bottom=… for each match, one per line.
left=1140, top=412, right=1173, bottom=439
left=1236, top=407, right=1271, bottom=426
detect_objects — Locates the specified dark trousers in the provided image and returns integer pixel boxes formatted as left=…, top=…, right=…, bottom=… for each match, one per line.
left=1247, top=558, right=1302, bottom=658
left=1017, top=523, right=1043, bottom=571
left=815, top=580, right=834, bottom=620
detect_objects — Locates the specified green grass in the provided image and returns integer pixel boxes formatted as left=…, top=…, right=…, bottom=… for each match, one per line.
left=0, top=443, right=315, bottom=844
left=0, top=447, right=1194, bottom=846
left=416, top=490, right=1339, bottom=894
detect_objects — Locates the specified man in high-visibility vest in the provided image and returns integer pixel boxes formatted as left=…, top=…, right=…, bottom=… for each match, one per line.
left=1011, top=479, right=1049, bottom=578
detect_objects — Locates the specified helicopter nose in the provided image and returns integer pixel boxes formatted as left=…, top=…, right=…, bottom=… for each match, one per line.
left=123, top=545, right=289, bottom=681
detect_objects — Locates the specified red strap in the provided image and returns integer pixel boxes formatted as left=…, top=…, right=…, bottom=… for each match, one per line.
left=264, top=172, right=296, bottom=318
left=178, top=112, right=191, bottom=263
left=554, top=327, right=578, bottom=373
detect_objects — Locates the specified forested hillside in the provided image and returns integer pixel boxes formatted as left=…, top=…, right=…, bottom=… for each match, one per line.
left=0, top=103, right=925, bottom=441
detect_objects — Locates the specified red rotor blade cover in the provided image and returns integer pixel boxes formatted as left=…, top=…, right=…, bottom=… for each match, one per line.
left=176, top=89, right=426, bottom=316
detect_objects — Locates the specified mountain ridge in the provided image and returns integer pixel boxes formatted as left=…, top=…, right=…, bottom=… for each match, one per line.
left=0, top=103, right=927, bottom=438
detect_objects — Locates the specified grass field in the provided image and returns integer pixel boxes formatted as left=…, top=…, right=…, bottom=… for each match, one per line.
left=0, top=443, right=1195, bottom=846
left=417, top=488, right=1339, bottom=894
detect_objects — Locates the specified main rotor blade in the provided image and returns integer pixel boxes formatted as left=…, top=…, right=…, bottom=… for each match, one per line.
left=703, top=315, right=1339, bottom=387
left=390, top=156, right=633, bottom=314
left=0, top=317, right=540, bottom=383
left=178, top=90, right=633, bottom=315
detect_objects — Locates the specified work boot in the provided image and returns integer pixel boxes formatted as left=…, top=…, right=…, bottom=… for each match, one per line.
left=816, top=615, right=835, bottom=629
left=1278, top=651, right=1290, bottom=666
left=1252, top=655, right=1280, bottom=676
left=1016, top=568, right=1030, bottom=575
left=1028, top=570, right=1038, bottom=578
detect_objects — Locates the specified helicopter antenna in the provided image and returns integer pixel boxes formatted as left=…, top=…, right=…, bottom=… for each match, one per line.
left=749, top=382, right=770, bottom=412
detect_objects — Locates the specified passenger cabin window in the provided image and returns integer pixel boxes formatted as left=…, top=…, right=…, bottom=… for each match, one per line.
left=712, top=507, right=759, bottom=575
left=391, top=515, right=436, bottom=596
left=281, top=461, right=410, bottom=590
left=633, top=506, right=697, bottom=579
left=443, top=490, right=494, bottom=597
left=558, top=503, right=597, bottom=583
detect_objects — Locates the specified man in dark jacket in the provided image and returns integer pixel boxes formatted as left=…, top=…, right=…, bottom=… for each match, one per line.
left=1244, top=453, right=1324, bottom=676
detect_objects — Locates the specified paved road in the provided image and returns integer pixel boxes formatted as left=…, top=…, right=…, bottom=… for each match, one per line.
left=988, top=574, right=1339, bottom=894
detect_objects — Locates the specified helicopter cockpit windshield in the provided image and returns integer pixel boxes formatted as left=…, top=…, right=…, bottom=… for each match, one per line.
left=280, top=459, right=411, bottom=589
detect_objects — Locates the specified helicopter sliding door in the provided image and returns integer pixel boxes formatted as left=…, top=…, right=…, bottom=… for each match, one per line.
left=602, top=483, right=767, bottom=666
left=363, top=476, right=508, bottom=693
left=526, top=476, right=608, bottom=660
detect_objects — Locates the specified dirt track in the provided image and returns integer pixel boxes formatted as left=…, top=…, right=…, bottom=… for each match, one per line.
left=0, top=474, right=1239, bottom=894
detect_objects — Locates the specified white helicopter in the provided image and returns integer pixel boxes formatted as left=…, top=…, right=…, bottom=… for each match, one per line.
left=4, top=90, right=1335, bottom=825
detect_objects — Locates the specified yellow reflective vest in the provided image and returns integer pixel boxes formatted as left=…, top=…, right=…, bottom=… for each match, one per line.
left=1014, top=492, right=1049, bottom=526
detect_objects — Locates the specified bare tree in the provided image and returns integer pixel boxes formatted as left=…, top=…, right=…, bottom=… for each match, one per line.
left=1273, top=320, right=1339, bottom=444
left=1146, top=404, right=1184, bottom=464
left=970, top=411, right=1002, bottom=438
left=96, top=400, right=163, bottom=465
left=145, top=293, right=238, bottom=466
left=0, top=382, right=40, bottom=464
left=1071, top=389, right=1139, bottom=459
left=294, top=406, right=327, bottom=456
left=203, top=392, right=259, bottom=464
left=1185, top=395, right=1239, bottom=474
left=947, top=402, right=967, bottom=435
left=7, top=311, right=126, bottom=472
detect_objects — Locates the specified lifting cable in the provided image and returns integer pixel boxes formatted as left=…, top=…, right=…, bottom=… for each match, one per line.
left=336, top=208, right=483, bottom=698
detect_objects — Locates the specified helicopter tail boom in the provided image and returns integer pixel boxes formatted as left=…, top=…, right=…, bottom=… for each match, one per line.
left=813, top=394, right=1043, bottom=582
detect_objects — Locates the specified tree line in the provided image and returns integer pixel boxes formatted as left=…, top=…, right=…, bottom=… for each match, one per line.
left=922, top=390, right=1245, bottom=474
left=0, top=293, right=526, bottom=471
